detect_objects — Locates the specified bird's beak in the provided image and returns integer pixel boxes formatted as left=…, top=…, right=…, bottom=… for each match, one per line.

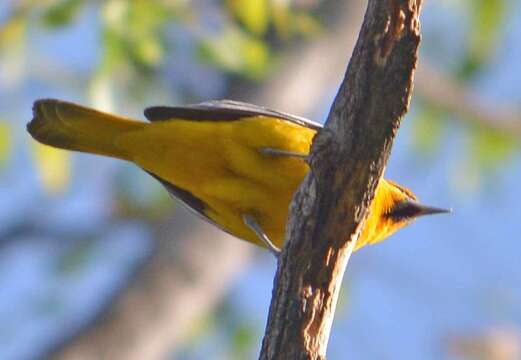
left=411, top=202, right=451, bottom=217
left=388, top=200, right=451, bottom=220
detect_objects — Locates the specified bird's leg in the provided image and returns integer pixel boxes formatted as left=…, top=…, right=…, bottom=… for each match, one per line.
left=259, top=147, right=308, bottom=160
left=242, top=214, right=281, bottom=259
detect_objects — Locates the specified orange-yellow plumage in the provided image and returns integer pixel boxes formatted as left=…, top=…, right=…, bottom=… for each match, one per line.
left=27, top=99, right=447, bottom=252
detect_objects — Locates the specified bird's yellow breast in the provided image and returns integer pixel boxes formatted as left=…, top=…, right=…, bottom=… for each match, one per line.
left=117, top=116, right=315, bottom=247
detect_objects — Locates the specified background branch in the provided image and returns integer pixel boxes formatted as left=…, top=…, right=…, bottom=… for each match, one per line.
left=260, top=1, right=423, bottom=358
left=415, top=65, right=521, bottom=136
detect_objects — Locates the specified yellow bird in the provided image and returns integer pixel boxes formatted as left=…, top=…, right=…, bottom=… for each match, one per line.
left=27, top=99, right=448, bottom=255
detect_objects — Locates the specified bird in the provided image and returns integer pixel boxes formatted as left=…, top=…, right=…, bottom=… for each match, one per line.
left=27, top=99, right=449, bottom=256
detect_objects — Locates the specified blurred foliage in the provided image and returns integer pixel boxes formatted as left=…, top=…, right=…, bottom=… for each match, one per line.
left=1, top=0, right=520, bottom=357
left=0, top=0, right=514, bottom=194
left=458, top=0, right=506, bottom=79
left=61, top=0, right=322, bottom=219
left=198, top=25, right=270, bottom=79
left=31, top=143, right=70, bottom=193
left=470, top=126, right=517, bottom=171
left=174, top=295, right=261, bottom=359
left=215, top=299, right=259, bottom=360
left=453, top=125, right=519, bottom=194
left=413, top=102, right=519, bottom=192
left=0, top=121, right=10, bottom=168
left=0, top=8, right=26, bottom=50
left=98, top=0, right=183, bottom=73
left=6, top=0, right=512, bottom=193
left=411, top=103, right=446, bottom=157
left=0, top=0, right=322, bottom=192
left=41, top=0, right=84, bottom=28
left=411, top=0, right=518, bottom=188
left=227, top=0, right=269, bottom=35
left=227, top=0, right=320, bottom=39
left=412, top=100, right=518, bottom=174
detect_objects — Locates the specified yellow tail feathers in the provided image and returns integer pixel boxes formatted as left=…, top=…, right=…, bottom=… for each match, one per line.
left=27, top=99, right=145, bottom=160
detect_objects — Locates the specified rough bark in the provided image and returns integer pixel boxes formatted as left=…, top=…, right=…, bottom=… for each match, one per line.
left=259, top=1, right=423, bottom=359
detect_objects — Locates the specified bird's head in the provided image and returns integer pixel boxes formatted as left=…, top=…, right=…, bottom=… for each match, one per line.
left=357, top=179, right=450, bottom=250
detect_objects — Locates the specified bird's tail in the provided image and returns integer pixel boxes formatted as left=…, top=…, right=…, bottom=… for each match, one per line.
left=27, top=99, right=146, bottom=161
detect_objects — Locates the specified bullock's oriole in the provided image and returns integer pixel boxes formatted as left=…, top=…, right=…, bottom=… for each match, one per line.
left=27, top=99, right=448, bottom=255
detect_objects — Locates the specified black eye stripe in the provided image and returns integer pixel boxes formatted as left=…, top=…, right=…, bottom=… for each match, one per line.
left=387, top=201, right=420, bottom=220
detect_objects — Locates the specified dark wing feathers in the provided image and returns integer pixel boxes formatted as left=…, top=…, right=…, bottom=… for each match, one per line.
left=143, top=100, right=322, bottom=237
left=146, top=171, right=236, bottom=237
left=144, top=100, right=322, bottom=130
left=147, top=171, right=207, bottom=215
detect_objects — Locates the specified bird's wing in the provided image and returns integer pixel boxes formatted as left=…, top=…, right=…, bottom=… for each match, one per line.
left=146, top=171, right=236, bottom=237
left=144, top=99, right=323, bottom=130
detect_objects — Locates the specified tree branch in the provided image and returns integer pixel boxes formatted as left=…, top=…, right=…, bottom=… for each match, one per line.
left=259, top=1, right=423, bottom=359
left=415, top=65, right=521, bottom=137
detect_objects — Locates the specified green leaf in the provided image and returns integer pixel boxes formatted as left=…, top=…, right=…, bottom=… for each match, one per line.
left=231, top=322, right=256, bottom=358
left=0, top=14, right=27, bottom=51
left=100, top=26, right=127, bottom=71
left=132, top=36, right=164, bottom=66
left=227, top=0, right=269, bottom=35
left=32, top=142, right=71, bottom=193
left=197, top=26, right=270, bottom=79
left=271, top=1, right=292, bottom=38
left=470, top=126, right=518, bottom=170
left=100, top=0, right=169, bottom=72
left=451, top=124, right=517, bottom=193
left=126, top=0, right=168, bottom=66
left=290, top=12, right=322, bottom=37
left=470, top=0, right=506, bottom=50
left=456, top=53, right=483, bottom=80
left=271, top=4, right=321, bottom=39
left=459, top=0, right=507, bottom=78
left=411, top=105, right=445, bottom=156
left=0, top=121, right=11, bottom=168
left=42, top=0, right=84, bottom=28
